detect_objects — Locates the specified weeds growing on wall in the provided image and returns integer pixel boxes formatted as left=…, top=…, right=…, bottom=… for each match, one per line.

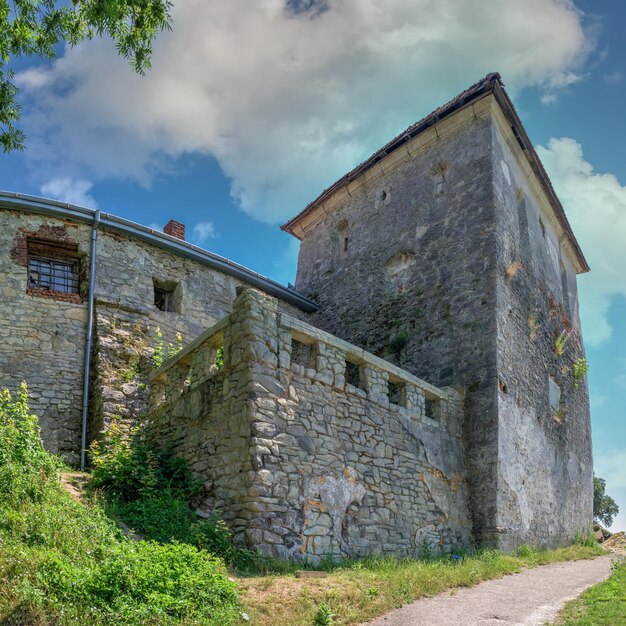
left=151, top=327, right=184, bottom=368
left=554, top=329, right=570, bottom=357
left=572, top=357, right=589, bottom=390
left=388, top=329, right=408, bottom=354
left=215, top=345, right=225, bottom=369
left=0, top=386, right=241, bottom=625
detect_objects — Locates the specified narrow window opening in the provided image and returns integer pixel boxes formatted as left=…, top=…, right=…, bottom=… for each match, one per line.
left=560, top=261, right=570, bottom=315
left=516, top=191, right=531, bottom=260
left=345, top=360, right=363, bottom=389
left=388, top=380, right=403, bottom=405
left=336, top=219, right=349, bottom=255
left=424, top=398, right=440, bottom=421
left=153, top=278, right=181, bottom=313
left=291, top=338, right=314, bottom=369
left=539, top=219, right=546, bottom=239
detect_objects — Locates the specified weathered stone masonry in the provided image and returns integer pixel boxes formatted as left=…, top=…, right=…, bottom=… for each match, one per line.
left=0, top=202, right=312, bottom=464
left=149, top=288, right=471, bottom=560
left=284, top=74, right=592, bottom=550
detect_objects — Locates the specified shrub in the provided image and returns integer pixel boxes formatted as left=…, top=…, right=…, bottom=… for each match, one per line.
left=0, top=383, right=59, bottom=506
left=90, top=423, right=201, bottom=502
left=314, top=602, right=335, bottom=626
left=152, top=328, right=184, bottom=368
left=573, top=357, right=589, bottom=390
left=388, top=329, right=408, bottom=354
left=90, top=422, right=258, bottom=570
left=107, top=495, right=258, bottom=570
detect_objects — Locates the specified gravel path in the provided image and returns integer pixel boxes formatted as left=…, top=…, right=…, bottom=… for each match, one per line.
left=363, top=556, right=613, bottom=626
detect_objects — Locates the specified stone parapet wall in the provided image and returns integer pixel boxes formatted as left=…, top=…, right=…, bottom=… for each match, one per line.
left=149, top=287, right=471, bottom=561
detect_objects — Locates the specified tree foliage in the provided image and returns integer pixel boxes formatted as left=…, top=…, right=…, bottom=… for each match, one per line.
left=593, top=474, right=619, bottom=527
left=0, top=0, right=172, bottom=152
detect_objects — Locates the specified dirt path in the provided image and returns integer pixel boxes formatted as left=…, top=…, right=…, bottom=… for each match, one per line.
left=363, top=556, right=613, bottom=626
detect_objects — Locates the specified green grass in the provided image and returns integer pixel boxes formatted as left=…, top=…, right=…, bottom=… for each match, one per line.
left=0, top=385, right=241, bottom=626
left=554, top=558, right=626, bottom=625
left=240, top=545, right=604, bottom=626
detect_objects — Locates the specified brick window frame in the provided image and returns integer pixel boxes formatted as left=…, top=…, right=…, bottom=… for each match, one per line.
left=25, top=238, right=83, bottom=303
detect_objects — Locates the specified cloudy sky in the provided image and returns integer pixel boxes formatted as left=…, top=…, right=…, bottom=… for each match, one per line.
left=1, top=0, right=625, bottom=530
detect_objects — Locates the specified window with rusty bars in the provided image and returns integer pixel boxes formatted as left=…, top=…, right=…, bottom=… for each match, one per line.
left=27, top=240, right=80, bottom=294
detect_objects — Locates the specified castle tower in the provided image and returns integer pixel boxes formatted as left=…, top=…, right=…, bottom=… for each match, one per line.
left=282, top=74, right=593, bottom=549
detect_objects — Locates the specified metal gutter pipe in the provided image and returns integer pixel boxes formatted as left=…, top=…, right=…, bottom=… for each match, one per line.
left=80, top=210, right=100, bottom=471
left=0, top=191, right=319, bottom=312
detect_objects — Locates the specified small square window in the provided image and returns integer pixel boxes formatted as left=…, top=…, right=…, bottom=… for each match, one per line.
left=153, top=278, right=181, bottom=312
left=345, top=360, right=363, bottom=389
left=27, top=239, right=80, bottom=294
left=291, top=338, right=316, bottom=369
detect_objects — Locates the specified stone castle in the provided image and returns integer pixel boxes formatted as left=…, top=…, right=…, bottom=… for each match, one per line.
left=0, top=74, right=592, bottom=559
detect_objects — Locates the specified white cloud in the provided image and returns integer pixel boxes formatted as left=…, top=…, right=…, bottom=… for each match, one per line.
left=540, top=70, right=588, bottom=105
left=537, top=138, right=626, bottom=346
left=40, top=177, right=98, bottom=208
left=594, top=448, right=626, bottom=531
left=192, top=222, right=218, bottom=244
left=16, top=0, right=592, bottom=223
left=604, top=71, right=623, bottom=84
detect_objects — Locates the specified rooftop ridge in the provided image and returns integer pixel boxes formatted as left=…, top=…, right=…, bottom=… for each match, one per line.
left=281, top=72, right=589, bottom=274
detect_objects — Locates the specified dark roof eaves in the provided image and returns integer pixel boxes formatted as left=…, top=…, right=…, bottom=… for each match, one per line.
left=281, top=73, right=501, bottom=236
left=281, top=73, right=589, bottom=274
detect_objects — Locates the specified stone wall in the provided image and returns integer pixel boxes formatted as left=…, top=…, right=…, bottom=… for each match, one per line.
left=294, top=101, right=500, bottom=545
left=0, top=210, right=91, bottom=464
left=490, top=117, right=592, bottom=548
left=149, top=288, right=471, bottom=561
left=0, top=207, right=309, bottom=462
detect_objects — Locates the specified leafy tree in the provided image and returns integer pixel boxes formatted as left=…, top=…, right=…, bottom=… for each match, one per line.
left=593, top=474, right=619, bottom=527
left=0, top=0, right=172, bottom=152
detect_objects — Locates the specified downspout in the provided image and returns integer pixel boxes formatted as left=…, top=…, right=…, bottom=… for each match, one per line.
left=80, top=210, right=100, bottom=471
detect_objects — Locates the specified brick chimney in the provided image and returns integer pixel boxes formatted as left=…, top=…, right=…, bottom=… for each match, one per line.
left=163, top=219, right=185, bottom=241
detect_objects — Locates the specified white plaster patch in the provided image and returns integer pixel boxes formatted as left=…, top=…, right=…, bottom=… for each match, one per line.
left=547, top=235, right=560, bottom=275
left=302, top=467, right=366, bottom=557
left=501, top=159, right=511, bottom=186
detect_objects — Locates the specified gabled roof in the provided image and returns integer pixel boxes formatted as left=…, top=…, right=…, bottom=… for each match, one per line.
left=281, top=73, right=589, bottom=274
left=0, top=191, right=319, bottom=312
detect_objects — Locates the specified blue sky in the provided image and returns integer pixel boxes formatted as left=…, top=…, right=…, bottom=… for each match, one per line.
left=1, top=0, right=625, bottom=529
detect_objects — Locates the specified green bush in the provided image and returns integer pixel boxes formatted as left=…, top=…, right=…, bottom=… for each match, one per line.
left=90, top=424, right=200, bottom=502
left=0, top=386, right=241, bottom=625
left=107, top=495, right=258, bottom=570
left=0, top=383, right=59, bottom=506
left=89, top=418, right=261, bottom=570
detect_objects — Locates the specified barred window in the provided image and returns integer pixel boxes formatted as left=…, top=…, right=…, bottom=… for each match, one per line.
left=27, top=240, right=80, bottom=294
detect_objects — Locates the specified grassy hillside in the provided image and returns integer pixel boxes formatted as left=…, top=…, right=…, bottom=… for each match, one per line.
left=0, top=385, right=241, bottom=626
